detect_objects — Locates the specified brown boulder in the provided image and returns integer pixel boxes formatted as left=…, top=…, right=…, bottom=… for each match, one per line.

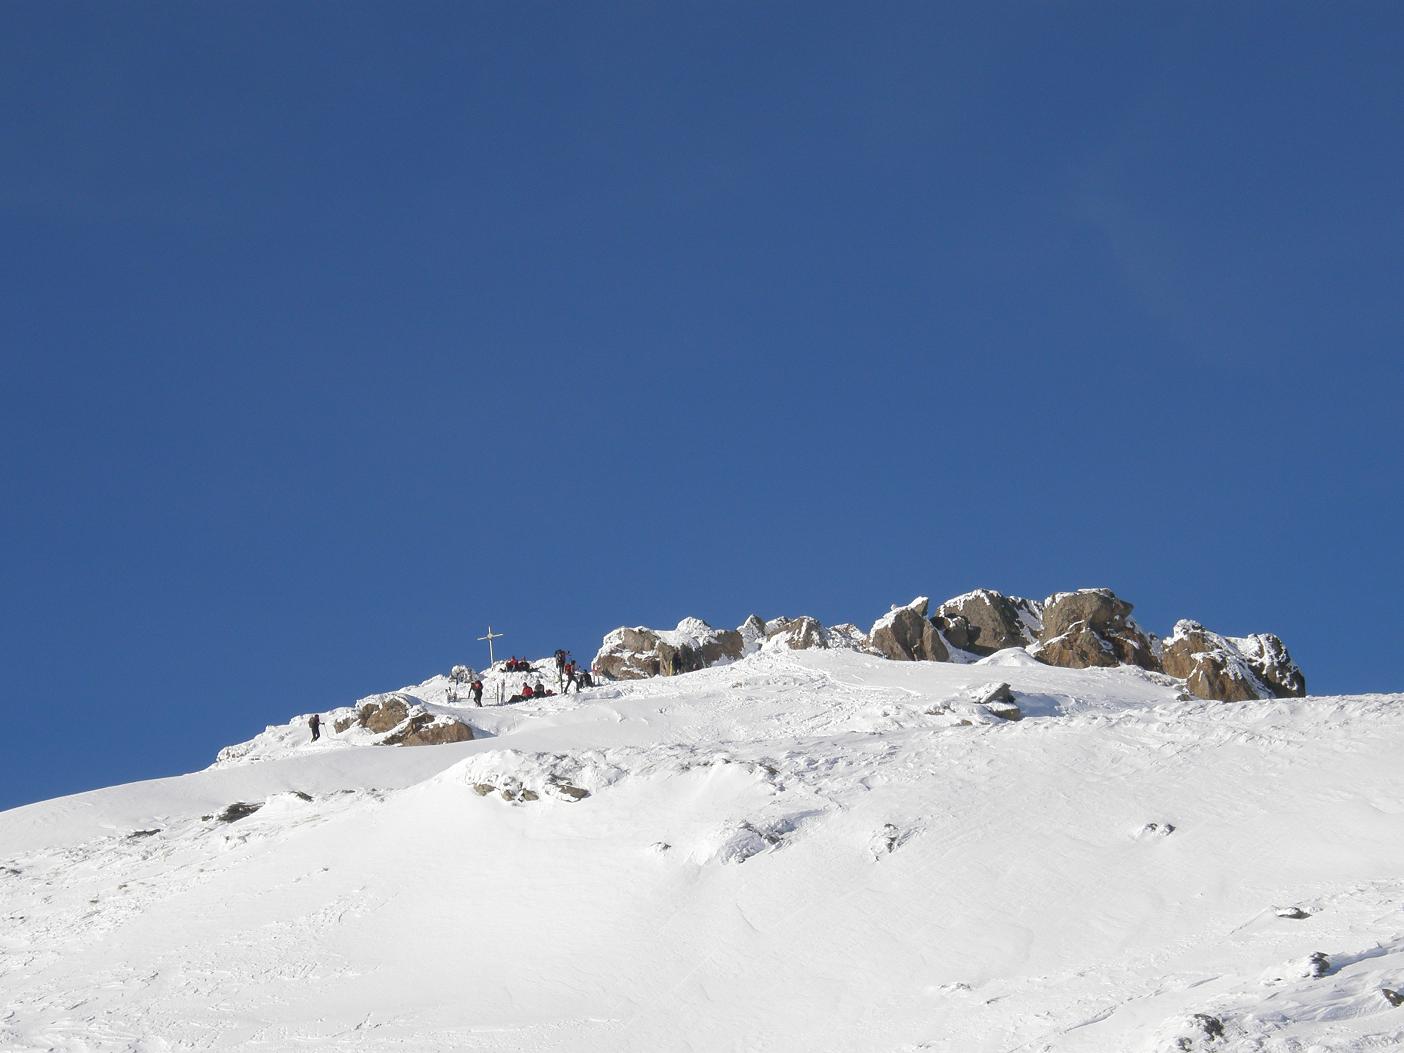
left=933, top=590, right=1042, bottom=656
left=1035, top=589, right=1158, bottom=671
left=381, top=710, right=474, bottom=746
left=1160, top=620, right=1296, bottom=702
left=1035, top=622, right=1121, bottom=668
left=357, top=693, right=414, bottom=733
left=868, top=597, right=949, bottom=662
left=765, top=616, right=827, bottom=650
left=1041, top=588, right=1134, bottom=638
left=593, top=618, right=745, bottom=680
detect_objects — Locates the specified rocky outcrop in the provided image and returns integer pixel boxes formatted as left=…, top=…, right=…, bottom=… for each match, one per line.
left=357, top=693, right=414, bottom=733
left=764, top=616, right=827, bottom=651
left=350, top=693, right=474, bottom=745
left=738, top=614, right=768, bottom=655
left=932, top=589, right=1042, bottom=656
left=1161, top=620, right=1305, bottom=702
left=594, top=618, right=745, bottom=680
left=1233, top=632, right=1306, bottom=697
left=969, top=682, right=1022, bottom=721
left=381, top=710, right=473, bottom=746
left=1032, top=589, right=1158, bottom=671
left=824, top=622, right=869, bottom=650
left=868, top=597, right=949, bottom=662
left=591, top=590, right=1306, bottom=693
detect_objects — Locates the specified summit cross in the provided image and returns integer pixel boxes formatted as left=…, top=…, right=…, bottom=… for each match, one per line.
left=477, top=625, right=505, bottom=667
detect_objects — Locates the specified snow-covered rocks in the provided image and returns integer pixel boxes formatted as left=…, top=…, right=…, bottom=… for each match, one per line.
left=1033, top=587, right=1159, bottom=670
left=1161, top=620, right=1306, bottom=702
left=868, top=596, right=948, bottom=662
left=589, top=589, right=1307, bottom=707
left=761, top=614, right=826, bottom=650
left=5, top=647, right=1404, bottom=1052
left=355, top=693, right=473, bottom=745
left=358, top=692, right=415, bottom=732
left=932, top=588, right=1043, bottom=656
left=593, top=618, right=745, bottom=679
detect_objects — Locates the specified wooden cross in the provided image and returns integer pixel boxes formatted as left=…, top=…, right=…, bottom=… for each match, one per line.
left=477, top=625, right=505, bottom=668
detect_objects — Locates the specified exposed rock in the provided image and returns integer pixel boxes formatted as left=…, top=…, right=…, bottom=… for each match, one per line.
left=1160, top=621, right=1289, bottom=702
left=1232, top=632, right=1306, bottom=697
left=1304, top=951, right=1331, bottom=978
left=1275, top=906, right=1310, bottom=920
left=764, top=616, right=827, bottom=651
left=594, top=618, right=744, bottom=680
left=381, top=710, right=473, bottom=747
left=472, top=783, right=497, bottom=796
left=933, top=590, right=1043, bottom=656
left=1033, top=589, right=1158, bottom=671
left=1382, top=988, right=1403, bottom=1008
left=868, top=597, right=948, bottom=662
left=738, top=614, right=767, bottom=654
left=210, top=802, right=262, bottom=824
left=1035, top=622, right=1119, bottom=668
left=870, top=823, right=902, bottom=857
left=357, top=693, right=414, bottom=734
left=1042, top=588, right=1131, bottom=637
left=333, top=715, right=354, bottom=734
left=1174, top=1013, right=1225, bottom=1049
left=969, top=682, right=1022, bottom=721
left=1136, top=821, right=1176, bottom=839
left=551, top=782, right=591, bottom=800
left=127, top=829, right=160, bottom=839
left=824, top=623, right=869, bottom=651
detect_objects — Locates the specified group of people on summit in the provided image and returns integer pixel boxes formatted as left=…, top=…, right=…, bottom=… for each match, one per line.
left=477, top=649, right=598, bottom=707
left=309, top=647, right=605, bottom=741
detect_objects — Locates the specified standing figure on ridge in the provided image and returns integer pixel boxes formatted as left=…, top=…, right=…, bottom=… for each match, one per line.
left=309, top=713, right=321, bottom=742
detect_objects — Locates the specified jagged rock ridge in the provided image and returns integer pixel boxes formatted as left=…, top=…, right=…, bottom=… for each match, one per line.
left=591, top=587, right=1306, bottom=704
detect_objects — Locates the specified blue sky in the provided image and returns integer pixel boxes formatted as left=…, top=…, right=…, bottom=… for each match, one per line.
left=3, top=3, right=1401, bottom=811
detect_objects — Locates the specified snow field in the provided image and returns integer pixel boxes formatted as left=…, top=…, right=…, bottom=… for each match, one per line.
left=1, top=648, right=1402, bottom=1051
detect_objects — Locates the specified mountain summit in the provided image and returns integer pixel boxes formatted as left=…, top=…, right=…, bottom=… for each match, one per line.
left=1, top=596, right=1399, bottom=1052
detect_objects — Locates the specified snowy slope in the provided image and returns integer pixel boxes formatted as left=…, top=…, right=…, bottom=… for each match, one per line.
left=2, top=649, right=1403, bottom=1052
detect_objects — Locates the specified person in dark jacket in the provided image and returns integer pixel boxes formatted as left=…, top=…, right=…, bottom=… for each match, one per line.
left=309, top=713, right=321, bottom=742
left=470, top=679, right=484, bottom=706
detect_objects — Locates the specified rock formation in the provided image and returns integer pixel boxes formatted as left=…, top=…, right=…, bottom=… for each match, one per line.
left=594, top=618, right=745, bottom=680
left=1032, top=589, right=1158, bottom=671
left=589, top=588, right=1305, bottom=699
left=381, top=710, right=474, bottom=746
left=1161, top=620, right=1305, bottom=701
left=763, top=616, right=827, bottom=651
left=351, top=692, right=473, bottom=745
left=932, top=589, right=1042, bottom=656
left=868, top=597, right=948, bottom=662
left=357, top=694, right=414, bottom=733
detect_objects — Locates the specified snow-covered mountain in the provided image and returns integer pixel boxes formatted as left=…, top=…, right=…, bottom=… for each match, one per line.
left=3, top=646, right=1402, bottom=1052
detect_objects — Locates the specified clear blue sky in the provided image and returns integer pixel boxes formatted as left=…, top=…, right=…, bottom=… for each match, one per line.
left=3, top=4, right=1401, bottom=811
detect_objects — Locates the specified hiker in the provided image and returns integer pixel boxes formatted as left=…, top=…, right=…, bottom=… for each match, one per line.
left=470, top=679, right=483, bottom=706
left=309, top=713, right=321, bottom=742
left=580, top=670, right=595, bottom=689
left=563, top=662, right=579, bottom=694
left=521, top=682, right=535, bottom=700
left=533, top=679, right=547, bottom=698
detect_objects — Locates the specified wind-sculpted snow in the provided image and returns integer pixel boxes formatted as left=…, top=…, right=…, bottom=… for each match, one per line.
left=1, top=649, right=1402, bottom=1052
